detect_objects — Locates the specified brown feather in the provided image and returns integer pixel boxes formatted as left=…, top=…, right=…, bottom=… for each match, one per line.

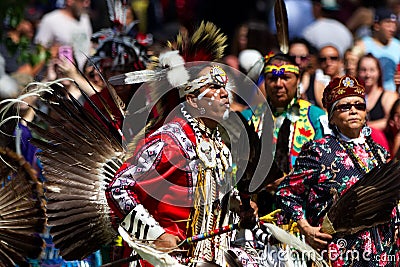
left=0, top=147, right=45, bottom=265
left=21, top=88, right=122, bottom=260
left=322, top=160, right=400, bottom=235
left=274, top=0, right=289, bottom=54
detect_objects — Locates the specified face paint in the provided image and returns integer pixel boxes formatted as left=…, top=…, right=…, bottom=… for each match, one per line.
left=223, top=108, right=230, bottom=120
left=197, top=88, right=211, bottom=100
left=181, top=65, right=228, bottom=97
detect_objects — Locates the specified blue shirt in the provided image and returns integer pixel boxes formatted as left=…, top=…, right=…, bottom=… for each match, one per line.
left=362, top=36, right=400, bottom=91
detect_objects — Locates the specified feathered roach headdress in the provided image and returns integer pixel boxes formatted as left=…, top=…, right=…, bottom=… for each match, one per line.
left=109, top=20, right=228, bottom=91
left=81, top=0, right=153, bottom=138
left=91, top=0, right=151, bottom=71
left=168, top=21, right=227, bottom=63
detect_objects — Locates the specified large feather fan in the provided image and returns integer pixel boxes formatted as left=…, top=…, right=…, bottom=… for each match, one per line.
left=322, top=159, right=400, bottom=235
left=13, top=81, right=124, bottom=260
left=0, top=146, right=45, bottom=267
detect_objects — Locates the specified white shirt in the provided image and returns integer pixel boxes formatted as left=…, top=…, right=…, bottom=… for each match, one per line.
left=35, top=10, right=92, bottom=71
left=302, top=18, right=353, bottom=57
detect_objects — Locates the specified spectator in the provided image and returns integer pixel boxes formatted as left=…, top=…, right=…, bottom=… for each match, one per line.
left=288, top=37, right=319, bottom=105
left=345, top=5, right=375, bottom=39
left=0, top=13, right=46, bottom=78
left=357, top=53, right=398, bottom=131
left=354, top=6, right=400, bottom=92
left=314, top=44, right=345, bottom=109
left=384, top=98, right=400, bottom=159
left=34, top=0, right=93, bottom=71
left=224, top=21, right=277, bottom=71
left=302, top=0, right=353, bottom=58
left=39, top=43, right=86, bottom=103
left=343, top=46, right=363, bottom=76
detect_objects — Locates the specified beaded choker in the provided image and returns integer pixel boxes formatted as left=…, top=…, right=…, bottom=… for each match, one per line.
left=335, top=135, right=378, bottom=174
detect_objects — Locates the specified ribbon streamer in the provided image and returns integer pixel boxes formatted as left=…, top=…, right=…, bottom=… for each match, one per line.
left=179, top=223, right=238, bottom=246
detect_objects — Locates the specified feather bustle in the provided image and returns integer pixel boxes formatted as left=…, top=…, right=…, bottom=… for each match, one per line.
left=0, top=147, right=45, bottom=265
left=18, top=87, right=122, bottom=260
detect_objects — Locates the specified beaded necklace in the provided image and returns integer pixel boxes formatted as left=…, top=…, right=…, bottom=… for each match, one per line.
left=335, top=134, right=378, bottom=174
left=180, top=104, right=232, bottom=265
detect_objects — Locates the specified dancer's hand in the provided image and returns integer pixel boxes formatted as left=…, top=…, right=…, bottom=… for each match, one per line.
left=154, top=233, right=181, bottom=251
left=297, top=219, right=332, bottom=250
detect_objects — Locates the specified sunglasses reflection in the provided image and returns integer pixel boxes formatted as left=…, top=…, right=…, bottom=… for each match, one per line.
left=334, top=103, right=366, bottom=112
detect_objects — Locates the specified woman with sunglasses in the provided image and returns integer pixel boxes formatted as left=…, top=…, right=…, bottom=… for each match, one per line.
left=276, top=75, right=399, bottom=266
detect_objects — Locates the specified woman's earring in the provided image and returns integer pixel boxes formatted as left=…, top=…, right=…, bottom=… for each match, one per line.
left=198, top=107, right=206, bottom=115
left=362, top=125, right=372, bottom=136
left=297, top=84, right=302, bottom=98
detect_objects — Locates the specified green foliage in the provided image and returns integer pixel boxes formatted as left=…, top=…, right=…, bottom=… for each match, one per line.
left=0, top=1, right=30, bottom=30
left=1, top=0, right=50, bottom=66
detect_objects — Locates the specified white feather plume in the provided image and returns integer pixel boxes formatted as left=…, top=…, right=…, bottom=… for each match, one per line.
left=158, top=50, right=189, bottom=88
left=263, top=223, right=330, bottom=267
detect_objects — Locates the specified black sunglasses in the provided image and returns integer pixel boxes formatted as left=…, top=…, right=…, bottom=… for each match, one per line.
left=319, top=56, right=339, bottom=63
left=290, top=55, right=309, bottom=61
left=334, top=103, right=366, bottom=112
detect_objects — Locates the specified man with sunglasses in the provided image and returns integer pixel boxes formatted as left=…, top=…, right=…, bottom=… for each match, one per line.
left=277, top=74, right=399, bottom=266
left=289, top=38, right=320, bottom=106
left=242, top=52, right=330, bottom=266
left=313, top=44, right=345, bottom=110
left=243, top=53, right=329, bottom=217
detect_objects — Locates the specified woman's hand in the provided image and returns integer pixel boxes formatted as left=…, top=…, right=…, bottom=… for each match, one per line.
left=57, top=57, right=78, bottom=77
left=297, top=219, right=332, bottom=250
left=153, top=232, right=181, bottom=251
